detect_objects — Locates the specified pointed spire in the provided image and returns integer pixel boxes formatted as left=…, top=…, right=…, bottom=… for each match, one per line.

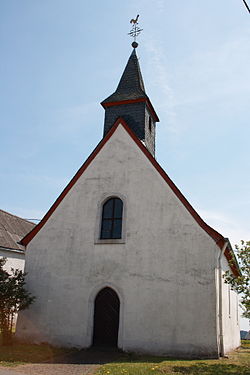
left=101, top=46, right=159, bottom=156
left=101, top=49, right=147, bottom=104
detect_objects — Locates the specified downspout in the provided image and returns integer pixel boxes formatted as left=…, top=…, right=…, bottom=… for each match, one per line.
left=217, top=240, right=228, bottom=357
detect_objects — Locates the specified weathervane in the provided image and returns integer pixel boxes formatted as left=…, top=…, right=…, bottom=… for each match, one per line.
left=128, top=14, right=143, bottom=48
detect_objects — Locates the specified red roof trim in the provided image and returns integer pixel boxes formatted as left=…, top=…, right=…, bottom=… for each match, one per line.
left=225, top=248, right=239, bottom=277
left=21, top=118, right=239, bottom=276
left=20, top=121, right=121, bottom=246
left=101, top=98, right=145, bottom=107
left=101, top=98, right=160, bottom=122
left=121, top=123, right=239, bottom=276
left=146, top=99, right=160, bottom=123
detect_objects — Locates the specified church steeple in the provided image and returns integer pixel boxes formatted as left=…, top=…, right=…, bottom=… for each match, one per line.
left=101, top=48, right=159, bottom=156
left=102, top=49, right=147, bottom=103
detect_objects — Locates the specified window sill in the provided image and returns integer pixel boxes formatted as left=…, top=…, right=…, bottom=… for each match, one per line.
left=94, top=239, right=125, bottom=244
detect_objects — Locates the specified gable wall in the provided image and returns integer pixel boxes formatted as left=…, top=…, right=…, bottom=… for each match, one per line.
left=17, top=124, right=221, bottom=357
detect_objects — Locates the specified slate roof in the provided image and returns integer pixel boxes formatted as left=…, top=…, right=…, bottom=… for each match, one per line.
left=0, top=209, right=35, bottom=251
left=101, top=49, right=148, bottom=104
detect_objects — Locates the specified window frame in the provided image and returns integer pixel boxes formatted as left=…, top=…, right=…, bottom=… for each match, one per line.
left=94, top=194, right=126, bottom=244
left=100, top=198, right=123, bottom=240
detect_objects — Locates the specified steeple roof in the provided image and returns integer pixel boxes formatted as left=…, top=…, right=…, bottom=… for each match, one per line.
left=102, top=49, right=147, bottom=104
left=101, top=48, right=159, bottom=123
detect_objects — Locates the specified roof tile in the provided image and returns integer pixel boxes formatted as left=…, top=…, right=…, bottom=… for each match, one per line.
left=0, top=209, right=35, bottom=251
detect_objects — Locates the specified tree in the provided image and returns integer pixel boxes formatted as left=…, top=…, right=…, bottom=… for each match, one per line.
left=224, top=240, right=250, bottom=320
left=0, top=258, right=35, bottom=345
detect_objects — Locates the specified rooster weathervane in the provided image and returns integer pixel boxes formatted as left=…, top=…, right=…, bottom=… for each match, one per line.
left=128, top=14, right=143, bottom=48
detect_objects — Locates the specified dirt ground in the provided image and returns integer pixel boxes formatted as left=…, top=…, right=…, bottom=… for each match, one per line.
left=0, top=348, right=124, bottom=375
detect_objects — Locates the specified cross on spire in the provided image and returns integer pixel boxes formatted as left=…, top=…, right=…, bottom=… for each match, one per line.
left=128, top=14, right=143, bottom=48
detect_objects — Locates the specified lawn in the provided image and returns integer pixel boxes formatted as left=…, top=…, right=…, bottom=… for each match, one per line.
left=96, top=341, right=250, bottom=375
left=0, top=340, right=249, bottom=374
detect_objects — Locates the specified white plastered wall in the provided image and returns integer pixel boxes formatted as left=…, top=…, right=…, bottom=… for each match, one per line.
left=219, top=254, right=241, bottom=353
left=16, top=124, right=237, bottom=357
left=0, top=249, right=25, bottom=273
left=0, top=249, right=25, bottom=328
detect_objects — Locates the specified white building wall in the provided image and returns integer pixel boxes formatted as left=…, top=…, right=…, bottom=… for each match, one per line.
left=17, top=124, right=235, bottom=357
left=0, top=249, right=25, bottom=328
left=220, top=255, right=241, bottom=353
left=0, top=248, right=25, bottom=273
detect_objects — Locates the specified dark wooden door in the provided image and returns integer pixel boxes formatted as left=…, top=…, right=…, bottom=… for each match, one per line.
left=93, top=287, right=120, bottom=347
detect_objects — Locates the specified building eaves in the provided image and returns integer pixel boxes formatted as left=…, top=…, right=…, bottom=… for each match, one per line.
left=0, top=246, right=25, bottom=254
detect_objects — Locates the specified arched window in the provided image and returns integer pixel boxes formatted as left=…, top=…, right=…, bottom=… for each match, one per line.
left=100, top=197, right=123, bottom=239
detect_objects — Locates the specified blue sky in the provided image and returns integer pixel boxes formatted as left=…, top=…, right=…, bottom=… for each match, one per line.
left=1, top=1, right=249, bottom=329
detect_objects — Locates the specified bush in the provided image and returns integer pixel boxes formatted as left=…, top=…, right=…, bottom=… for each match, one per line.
left=0, top=258, right=35, bottom=345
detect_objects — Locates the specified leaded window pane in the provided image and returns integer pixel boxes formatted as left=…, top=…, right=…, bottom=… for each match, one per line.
left=114, top=199, right=123, bottom=218
left=112, top=219, right=122, bottom=239
left=100, top=198, right=123, bottom=239
left=103, top=199, right=113, bottom=219
left=102, top=219, right=112, bottom=232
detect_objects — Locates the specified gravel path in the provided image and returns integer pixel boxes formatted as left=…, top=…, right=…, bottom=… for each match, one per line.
left=0, top=364, right=98, bottom=375
left=0, top=349, right=125, bottom=375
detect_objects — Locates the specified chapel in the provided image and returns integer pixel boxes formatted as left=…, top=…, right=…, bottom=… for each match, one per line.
left=16, top=38, right=240, bottom=358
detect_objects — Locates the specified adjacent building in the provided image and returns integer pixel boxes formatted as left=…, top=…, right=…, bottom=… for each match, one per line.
left=0, top=209, right=35, bottom=273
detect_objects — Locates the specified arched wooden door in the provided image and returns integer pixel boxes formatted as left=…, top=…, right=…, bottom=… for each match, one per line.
left=92, top=287, right=120, bottom=347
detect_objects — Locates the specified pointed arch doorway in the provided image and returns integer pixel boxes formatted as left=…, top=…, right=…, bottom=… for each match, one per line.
left=92, top=287, right=120, bottom=347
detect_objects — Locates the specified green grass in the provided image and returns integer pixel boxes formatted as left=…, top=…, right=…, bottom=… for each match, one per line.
left=0, top=340, right=249, bottom=374
left=0, top=343, right=73, bottom=367
left=96, top=341, right=250, bottom=375
left=242, top=340, right=250, bottom=349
